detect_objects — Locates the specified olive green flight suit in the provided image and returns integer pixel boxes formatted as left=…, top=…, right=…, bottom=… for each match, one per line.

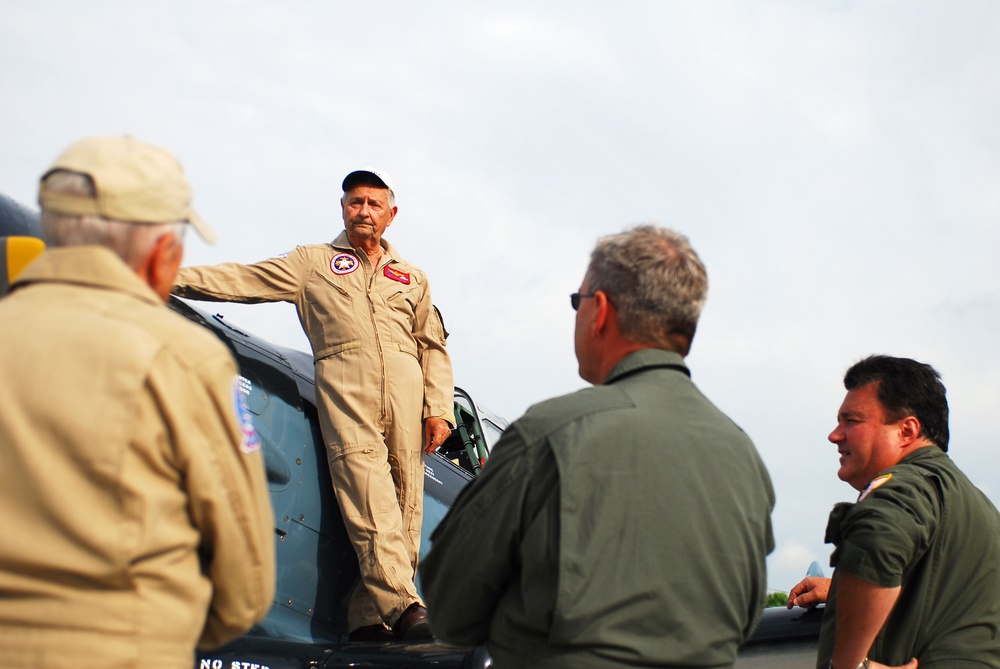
left=0, top=246, right=275, bottom=669
left=174, top=230, right=455, bottom=629
left=421, top=349, right=775, bottom=668
left=819, top=447, right=1000, bottom=668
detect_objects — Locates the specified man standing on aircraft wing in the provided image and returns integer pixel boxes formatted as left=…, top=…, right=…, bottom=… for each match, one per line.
left=421, top=225, right=775, bottom=668
left=0, top=136, right=275, bottom=669
left=173, top=169, right=454, bottom=641
left=787, top=355, right=1000, bottom=669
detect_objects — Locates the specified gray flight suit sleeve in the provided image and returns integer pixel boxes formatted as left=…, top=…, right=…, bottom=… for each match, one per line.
left=420, top=428, right=532, bottom=644
left=833, top=476, right=938, bottom=588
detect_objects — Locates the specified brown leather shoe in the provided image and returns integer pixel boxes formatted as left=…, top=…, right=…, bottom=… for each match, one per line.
left=392, top=602, right=432, bottom=640
left=348, top=624, right=394, bottom=642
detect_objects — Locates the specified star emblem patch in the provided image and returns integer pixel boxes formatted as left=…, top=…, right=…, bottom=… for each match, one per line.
left=331, top=253, right=359, bottom=275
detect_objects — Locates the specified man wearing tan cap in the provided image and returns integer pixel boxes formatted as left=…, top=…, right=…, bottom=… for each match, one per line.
left=173, top=169, right=454, bottom=641
left=0, top=136, right=275, bottom=669
left=421, top=226, right=775, bottom=669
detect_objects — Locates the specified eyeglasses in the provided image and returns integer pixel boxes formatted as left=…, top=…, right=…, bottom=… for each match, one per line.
left=570, top=292, right=595, bottom=311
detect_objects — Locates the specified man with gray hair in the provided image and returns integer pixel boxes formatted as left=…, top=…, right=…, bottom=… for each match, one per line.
left=173, top=168, right=454, bottom=641
left=0, top=136, right=275, bottom=668
left=421, top=225, right=775, bottom=668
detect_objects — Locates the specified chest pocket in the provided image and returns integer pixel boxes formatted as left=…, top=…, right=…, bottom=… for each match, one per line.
left=376, top=273, right=421, bottom=357
left=305, top=271, right=364, bottom=360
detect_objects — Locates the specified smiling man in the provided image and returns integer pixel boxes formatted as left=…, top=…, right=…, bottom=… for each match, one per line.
left=789, top=355, right=1000, bottom=669
left=173, top=169, right=454, bottom=641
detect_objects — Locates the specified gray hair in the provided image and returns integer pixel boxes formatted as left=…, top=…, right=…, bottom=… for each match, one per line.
left=587, top=225, right=708, bottom=349
left=39, top=170, right=186, bottom=270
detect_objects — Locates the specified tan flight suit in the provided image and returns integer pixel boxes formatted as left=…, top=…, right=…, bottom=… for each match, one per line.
left=0, top=246, right=275, bottom=669
left=174, top=230, right=455, bottom=629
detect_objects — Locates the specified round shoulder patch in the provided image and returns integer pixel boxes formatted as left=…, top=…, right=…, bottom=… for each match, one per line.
left=233, top=376, right=261, bottom=454
left=858, top=473, right=892, bottom=502
left=331, top=253, right=359, bottom=275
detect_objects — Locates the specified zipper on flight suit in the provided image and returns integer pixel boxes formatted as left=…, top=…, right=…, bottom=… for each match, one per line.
left=362, top=252, right=391, bottom=427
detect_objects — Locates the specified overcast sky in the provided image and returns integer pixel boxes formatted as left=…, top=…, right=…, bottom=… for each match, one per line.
left=3, top=0, right=998, bottom=596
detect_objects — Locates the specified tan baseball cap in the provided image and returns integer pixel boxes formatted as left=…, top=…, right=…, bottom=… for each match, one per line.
left=38, top=135, right=217, bottom=244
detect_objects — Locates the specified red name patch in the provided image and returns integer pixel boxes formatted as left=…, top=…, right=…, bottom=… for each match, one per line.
left=384, top=266, right=411, bottom=284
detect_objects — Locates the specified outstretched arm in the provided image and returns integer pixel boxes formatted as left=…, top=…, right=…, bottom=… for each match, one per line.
left=174, top=248, right=305, bottom=304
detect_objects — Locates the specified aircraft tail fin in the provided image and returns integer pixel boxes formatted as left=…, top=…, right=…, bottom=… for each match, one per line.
left=805, top=560, right=825, bottom=578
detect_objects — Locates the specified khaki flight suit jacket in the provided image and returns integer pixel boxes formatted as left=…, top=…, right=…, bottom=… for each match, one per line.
left=174, top=231, right=455, bottom=429
left=0, top=246, right=275, bottom=669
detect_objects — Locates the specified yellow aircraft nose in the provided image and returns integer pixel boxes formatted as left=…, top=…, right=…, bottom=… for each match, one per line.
left=2, top=236, right=47, bottom=295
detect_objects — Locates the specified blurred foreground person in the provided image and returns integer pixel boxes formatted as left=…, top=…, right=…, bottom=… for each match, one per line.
left=421, top=225, right=775, bottom=668
left=788, top=355, right=1000, bottom=669
left=0, top=136, right=275, bottom=669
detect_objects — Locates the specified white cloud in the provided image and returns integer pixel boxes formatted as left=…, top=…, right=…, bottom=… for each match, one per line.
left=770, top=541, right=829, bottom=592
